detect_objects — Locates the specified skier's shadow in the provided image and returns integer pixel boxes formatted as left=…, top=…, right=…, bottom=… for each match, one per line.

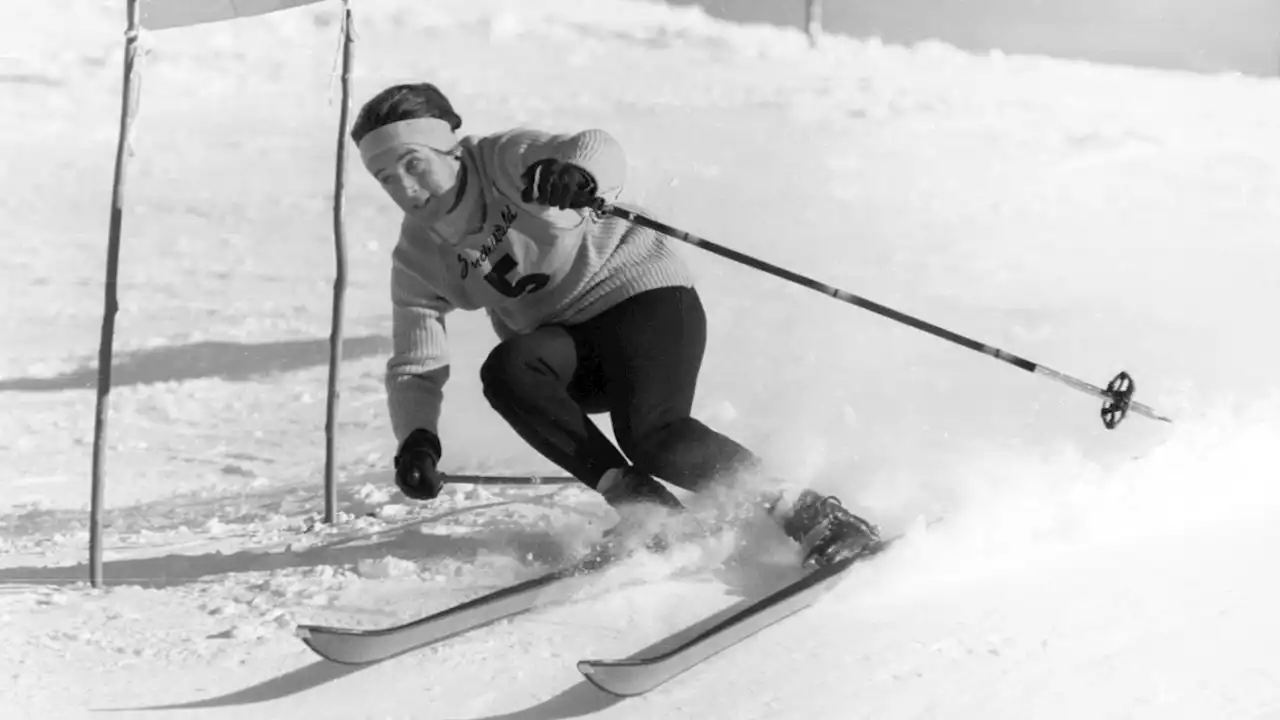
left=466, top=681, right=623, bottom=720
left=100, top=659, right=616, bottom=718
left=95, top=660, right=368, bottom=712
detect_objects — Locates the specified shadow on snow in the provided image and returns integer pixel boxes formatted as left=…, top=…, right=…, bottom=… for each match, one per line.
left=92, top=558, right=798, bottom=717
left=0, top=484, right=590, bottom=589
left=0, top=335, right=391, bottom=392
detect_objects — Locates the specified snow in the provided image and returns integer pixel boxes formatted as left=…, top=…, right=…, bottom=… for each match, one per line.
left=3, top=0, right=1280, bottom=717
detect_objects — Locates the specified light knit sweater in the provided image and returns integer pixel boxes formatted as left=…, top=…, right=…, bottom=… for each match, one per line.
left=385, top=128, right=695, bottom=446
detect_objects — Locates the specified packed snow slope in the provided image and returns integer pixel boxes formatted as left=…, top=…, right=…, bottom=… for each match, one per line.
left=3, top=1, right=1280, bottom=718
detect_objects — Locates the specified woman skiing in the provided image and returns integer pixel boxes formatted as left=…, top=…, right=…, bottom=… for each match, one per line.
left=351, top=82, right=878, bottom=568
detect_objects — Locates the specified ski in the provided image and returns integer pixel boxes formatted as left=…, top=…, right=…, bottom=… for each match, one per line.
left=576, top=534, right=907, bottom=697
left=297, top=555, right=613, bottom=665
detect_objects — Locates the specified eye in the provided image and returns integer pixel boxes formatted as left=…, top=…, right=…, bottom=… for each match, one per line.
left=404, top=156, right=424, bottom=174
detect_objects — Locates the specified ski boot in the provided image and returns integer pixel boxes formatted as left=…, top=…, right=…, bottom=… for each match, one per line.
left=579, top=467, right=684, bottom=570
left=768, top=489, right=881, bottom=569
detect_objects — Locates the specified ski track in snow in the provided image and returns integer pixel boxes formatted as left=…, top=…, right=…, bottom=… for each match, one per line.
left=4, top=0, right=1280, bottom=718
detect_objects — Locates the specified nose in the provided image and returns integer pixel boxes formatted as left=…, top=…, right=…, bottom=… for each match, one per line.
left=390, top=174, right=420, bottom=195
left=390, top=176, right=429, bottom=205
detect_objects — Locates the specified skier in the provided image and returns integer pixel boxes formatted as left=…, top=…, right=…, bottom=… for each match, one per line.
left=351, top=82, right=879, bottom=568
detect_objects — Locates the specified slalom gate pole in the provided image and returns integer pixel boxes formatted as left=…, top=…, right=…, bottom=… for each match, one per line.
left=323, top=2, right=355, bottom=524
left=90, top=0, right=143, bottom=588
left=594, top=201, right=1172, bottom=430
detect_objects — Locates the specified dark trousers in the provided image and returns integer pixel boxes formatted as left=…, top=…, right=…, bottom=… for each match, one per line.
left=480, top=286, right=759, bottom=492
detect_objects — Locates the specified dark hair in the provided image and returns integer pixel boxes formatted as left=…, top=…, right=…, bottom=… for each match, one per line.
left=350, top=83, right=463, bottom=143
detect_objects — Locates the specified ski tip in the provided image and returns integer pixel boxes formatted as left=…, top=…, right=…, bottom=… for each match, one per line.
left=576, top=661, right=642, bottom=698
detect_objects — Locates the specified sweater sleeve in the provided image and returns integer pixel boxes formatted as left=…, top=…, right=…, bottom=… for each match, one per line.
left=487, top=128, right=628, bottom=213
left=551, top=129, right=626, bottom=200
left=385, top=240, right=453, bottom=448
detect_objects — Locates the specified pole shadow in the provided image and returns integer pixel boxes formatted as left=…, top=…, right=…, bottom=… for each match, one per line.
left=0, top=335, right=391, bottom=392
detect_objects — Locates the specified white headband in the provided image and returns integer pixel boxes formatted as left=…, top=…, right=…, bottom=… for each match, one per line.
left=357, top=118, right=458, bottom=169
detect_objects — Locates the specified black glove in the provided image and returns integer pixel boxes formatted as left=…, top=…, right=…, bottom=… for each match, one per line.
left=394, top=429, right=445, bottom=501
left=521, top=159, right=599, bottom=210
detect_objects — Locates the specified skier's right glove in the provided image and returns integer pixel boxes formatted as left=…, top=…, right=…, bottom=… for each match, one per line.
left=394, top=429, right=445, bottom=501
left=521, top=158, right=599, bottom=210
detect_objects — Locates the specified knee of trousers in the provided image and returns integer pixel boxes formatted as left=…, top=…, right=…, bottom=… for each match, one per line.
left=479, top=337, right=552, bottom=410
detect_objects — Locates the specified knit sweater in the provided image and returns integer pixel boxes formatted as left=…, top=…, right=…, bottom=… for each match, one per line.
left=385, top=128, right=695, bottom=446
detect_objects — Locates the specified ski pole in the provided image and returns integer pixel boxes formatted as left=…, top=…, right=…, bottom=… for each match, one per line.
left=593, top=201, right=1172, bottom=430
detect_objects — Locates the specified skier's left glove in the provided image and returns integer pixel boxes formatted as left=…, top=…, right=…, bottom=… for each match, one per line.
left=394, top=429, right=445, bottom=501
left=521, top=159, right=599, bottom=210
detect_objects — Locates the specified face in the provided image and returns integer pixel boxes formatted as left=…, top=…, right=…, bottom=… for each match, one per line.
left=367, top=146, right=461, bottom=225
